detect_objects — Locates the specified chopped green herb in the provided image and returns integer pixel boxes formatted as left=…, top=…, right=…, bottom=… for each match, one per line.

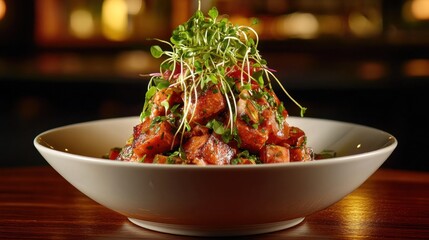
left=141, top=1, right=306, bottom=143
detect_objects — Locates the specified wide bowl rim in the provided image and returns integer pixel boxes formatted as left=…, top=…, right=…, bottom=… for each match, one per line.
left=34, top=116, right=398, bottom=170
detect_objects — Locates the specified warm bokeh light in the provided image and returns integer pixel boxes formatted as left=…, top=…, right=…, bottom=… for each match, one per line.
left=403, top=59, right=429, bottom=77
left=410, top=0, right=429, bottom=20
left=35, top=0, right=64, bottom=44
left=102, top=0, right=129, bottom=41
left=70, top=9, right=95, bottom=39
left=126, top=0, right=144, bottom=15
left=357, top=61, right=387, bottom=81
left=0, top=0, right=6, bottom=21
left=403, top=0, right=429, bottom=22
left=276, top=13, right=319, bottom=39
left=114, top=50, right=154, bottom=76
left=348, top=10, right=381, bottom=37
left=33, top=1, right=388, bottom=45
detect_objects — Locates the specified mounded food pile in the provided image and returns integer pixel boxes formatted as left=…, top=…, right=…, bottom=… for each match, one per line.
left=109, top=6, right=313, bottom=165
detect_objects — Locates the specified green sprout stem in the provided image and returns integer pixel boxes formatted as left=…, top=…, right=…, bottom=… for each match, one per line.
left=143, top=1, right=307, bottom=147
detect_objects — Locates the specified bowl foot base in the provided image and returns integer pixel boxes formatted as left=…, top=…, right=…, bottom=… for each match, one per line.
left=128, top=217, right=305, bottom=237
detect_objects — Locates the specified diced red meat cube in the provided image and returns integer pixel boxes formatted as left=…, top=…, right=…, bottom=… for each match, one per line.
left=132, top=119, right=178, bottom=158
left=183, top=134, right=235, bottom=165
left=107, top=147, right=121, bottom=160
left=188, top=86, right=226, bottom=125
left=237, top=97, right=259, bottom=124
left=183, top=134, right=209, bottom=163
left=226, top=62, right=260, bottom=82
left=150, top=87, right=182, bottom=117
left=265, top=89, right=283, bottom=108
left=236, top=118, right=268, bottom=153
left=262, top=108, right=290, bottom=145
left=289, top=147, right=310, bottom=162
left=285, top=126, right=306, bottom=147
left=260, top=145, right=290, bottom=163
left=117, top=144, right=155, bottom=162
left=116, top=144, right=134, bottom=161
left=153, top=154, right=169, bottom=164
left=183, top=124, right=210, bottom=140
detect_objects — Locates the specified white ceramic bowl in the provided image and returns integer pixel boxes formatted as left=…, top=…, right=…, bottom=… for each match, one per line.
left=34, top=116, right=397, bottom=237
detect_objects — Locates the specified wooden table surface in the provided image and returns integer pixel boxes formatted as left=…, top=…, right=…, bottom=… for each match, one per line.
left=1, top=166, right=428, bottom=239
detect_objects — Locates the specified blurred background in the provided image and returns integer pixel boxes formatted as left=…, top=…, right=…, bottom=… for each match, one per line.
left=1, top=0, right=428, bottom=170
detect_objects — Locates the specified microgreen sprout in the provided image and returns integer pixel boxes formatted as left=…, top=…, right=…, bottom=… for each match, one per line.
left=142, top=0, right=306, bottom=146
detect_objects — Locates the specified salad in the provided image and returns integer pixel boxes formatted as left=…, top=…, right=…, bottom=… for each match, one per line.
left=107, top=3, right=317, bottom=165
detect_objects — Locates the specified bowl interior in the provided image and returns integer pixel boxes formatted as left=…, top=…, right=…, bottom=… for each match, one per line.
left=35, top=116, right=396, bottom=161
left=287, top=117, right=396, bottom=158
left=36, top=117, right=139, bottom=158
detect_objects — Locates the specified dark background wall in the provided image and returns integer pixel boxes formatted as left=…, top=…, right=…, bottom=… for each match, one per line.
left=1, top=0, right=428, bottom=171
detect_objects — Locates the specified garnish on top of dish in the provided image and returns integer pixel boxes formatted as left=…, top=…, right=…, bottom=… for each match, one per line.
left=108, top=2, right=317, bottom=165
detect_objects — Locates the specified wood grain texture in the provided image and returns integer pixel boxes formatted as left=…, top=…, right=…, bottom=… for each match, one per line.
left=1, top=167, right=428, bottom=239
